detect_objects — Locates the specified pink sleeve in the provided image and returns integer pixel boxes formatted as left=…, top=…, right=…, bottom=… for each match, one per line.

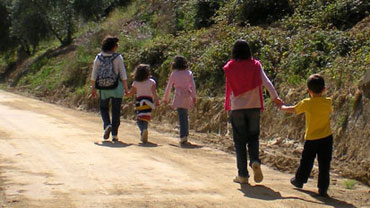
left=164, top=73, right=174, bottom=102
left=190, top=72, right=196, bottom=99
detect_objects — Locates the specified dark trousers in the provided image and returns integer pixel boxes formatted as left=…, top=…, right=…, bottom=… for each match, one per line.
left=230, top=108, right=261, bottom=178
left=295, top=135, right=333, bottom=192
left=177, top=108, right=189, bottom=138
left=99, top=97, right=122, bottom=136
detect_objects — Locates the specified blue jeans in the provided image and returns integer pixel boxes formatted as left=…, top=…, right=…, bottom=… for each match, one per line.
left=99, top=97, right=122, bottom=136
left=230, top=108, right=261, bottom=178
left=137, top=120, right=148, bottom=135
left=177, top=108, right=189, bottom=138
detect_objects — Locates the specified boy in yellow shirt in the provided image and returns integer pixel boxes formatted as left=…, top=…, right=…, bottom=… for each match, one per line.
left=281, top=74, right=333, bottom=197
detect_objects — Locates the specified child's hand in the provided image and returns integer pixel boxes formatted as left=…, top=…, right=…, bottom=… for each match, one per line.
left=91, top=88, right=97, bottom=99
left=273, top=97, right=284, bottom=107
left=155, top=99, right=160, bottom=106
left=280, top=105, right=296, bottom=113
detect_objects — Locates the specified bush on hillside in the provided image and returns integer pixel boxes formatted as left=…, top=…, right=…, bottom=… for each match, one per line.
left=234, top=0, right=294, bottom=26
left=193, top=0, right=223, bottom=29
left=320, top=0, right=370, bottom=30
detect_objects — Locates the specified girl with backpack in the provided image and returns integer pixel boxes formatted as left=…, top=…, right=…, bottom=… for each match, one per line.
left=91, top=35, right=129, bottom=142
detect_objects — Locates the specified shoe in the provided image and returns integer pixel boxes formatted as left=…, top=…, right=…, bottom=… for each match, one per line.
left=319, top=189, right=329, bottom=197
left=141, top=129, right=148, bottom=143
left=103, top=125, right=112, bottom=140
left=290, top=177, right=303, bottom=188
left=179, top=136, right=188, bottom=145
left=233, top=176, right=249, bottom=184
left=252, top=162, right=263, bottom=183
left=112, top=135, right=119, bottom=142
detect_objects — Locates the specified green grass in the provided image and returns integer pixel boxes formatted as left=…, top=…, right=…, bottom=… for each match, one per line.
left=18, top=58, right=65, bottom=92
left=343, top=179, right=357, bottom=189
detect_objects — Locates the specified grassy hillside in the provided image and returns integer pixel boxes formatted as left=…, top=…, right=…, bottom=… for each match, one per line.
left=1, top=0, right=369, bottom=185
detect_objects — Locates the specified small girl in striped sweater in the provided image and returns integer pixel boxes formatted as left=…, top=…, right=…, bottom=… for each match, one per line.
left=126, top=64, right=159, bottom=143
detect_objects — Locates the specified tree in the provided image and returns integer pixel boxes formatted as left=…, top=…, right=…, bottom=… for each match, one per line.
left=34, top=0, right=77, bottom=46
left=0, top=1, right=14, bottom=52
left=194, top=0, right=223, bottom=29
left=10, top=0, right=50, bottom=54
left=73, top=0, right=112, bottom=21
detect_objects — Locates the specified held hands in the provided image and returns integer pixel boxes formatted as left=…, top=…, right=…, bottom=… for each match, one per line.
left=273, top=97, right=284, bottom=108
left=91, top=87, right=97, bottom=99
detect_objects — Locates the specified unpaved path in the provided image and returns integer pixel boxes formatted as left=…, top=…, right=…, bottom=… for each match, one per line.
left=0, top=90, right=368, bottom=208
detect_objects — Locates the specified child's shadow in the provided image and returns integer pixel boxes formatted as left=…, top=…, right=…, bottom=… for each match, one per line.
left=169, top=142, right=203, bottom=149
left=296, top=189, right=356, bottom=208
left=239, top=184, right=317, bottom=204
left=139, top=141, right=159, bottom=147
left=94, top=141, right=132, bottom=148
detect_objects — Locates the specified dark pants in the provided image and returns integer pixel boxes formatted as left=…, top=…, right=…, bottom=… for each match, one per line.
left=177, top=108, right=189, bottom=138
left=99, top=97, right=122, bottom=136
left=230, top=108, right=261, bottom=178
left=137, top=120, right=148, bottom=135
left=295, top=135, right=333, bottom=192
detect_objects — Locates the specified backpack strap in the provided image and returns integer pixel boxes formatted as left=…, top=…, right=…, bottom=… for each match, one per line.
left=97, top=53, right=105, bottom=62
left=97, top=53, right=120, bottom=62
left=110, top=53, right=120, bottom=61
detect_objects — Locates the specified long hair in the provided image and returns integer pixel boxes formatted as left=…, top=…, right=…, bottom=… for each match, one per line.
left=172, top=55, right=188, bottom=70
left=134, top=64, right=150, bottom=82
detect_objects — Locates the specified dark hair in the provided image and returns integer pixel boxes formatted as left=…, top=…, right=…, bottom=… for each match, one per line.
left=307, top=74, right=325, bottom=94
left=134, top=64, right=150, bottom=82
left=172, top=55, right=188, bottom=70
left=102, top=35, right=119, bottom=52
left=232, top=39, right=252, bottom=60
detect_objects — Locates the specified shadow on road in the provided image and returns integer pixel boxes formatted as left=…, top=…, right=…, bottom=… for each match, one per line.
left=239, top=184, right=320, bottom=205
left=138, top=142, right=159, bottom=147
left=296, top=189, right=356, bottom=208
left=94, top=141, right=132, bottom=148
left=239, top=184, right=356, bottom=207
left=169, top=142, right=203, bottom=149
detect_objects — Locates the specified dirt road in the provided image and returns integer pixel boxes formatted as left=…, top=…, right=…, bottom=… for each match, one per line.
left=0, top=90, right=368, bottom=208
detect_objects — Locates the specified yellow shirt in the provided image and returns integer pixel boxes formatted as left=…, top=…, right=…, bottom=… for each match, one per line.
left=294, top=97, right=333, bottom=140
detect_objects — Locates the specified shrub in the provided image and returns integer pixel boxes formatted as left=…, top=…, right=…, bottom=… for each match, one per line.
left=320, top=0, right=370, bottom=30
left=235, top=0, right=294, bottom=26
left=193, top=0, right=223, bottom=28
left=343, top=179, right=356, bottom=189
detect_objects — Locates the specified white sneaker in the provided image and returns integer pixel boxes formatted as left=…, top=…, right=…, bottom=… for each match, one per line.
left=141, top=129, right=148, bottom=143
left=112, top=135, right=119, bottom=142
left=180, top=136, right=188, bottom=145
left=103, top=125, right=112, bottom=140
left=233, top=176, right=249, bottom=184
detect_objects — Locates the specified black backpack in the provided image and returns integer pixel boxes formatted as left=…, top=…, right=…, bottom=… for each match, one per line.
left=95, top=53, right=120, bottom=89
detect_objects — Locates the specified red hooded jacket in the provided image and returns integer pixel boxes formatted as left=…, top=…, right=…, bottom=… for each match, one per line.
left=223, top=58, right=263, bottom=111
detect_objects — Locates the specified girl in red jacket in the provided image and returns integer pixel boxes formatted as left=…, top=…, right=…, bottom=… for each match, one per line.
left=224, top=39, right=283, bottom=184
